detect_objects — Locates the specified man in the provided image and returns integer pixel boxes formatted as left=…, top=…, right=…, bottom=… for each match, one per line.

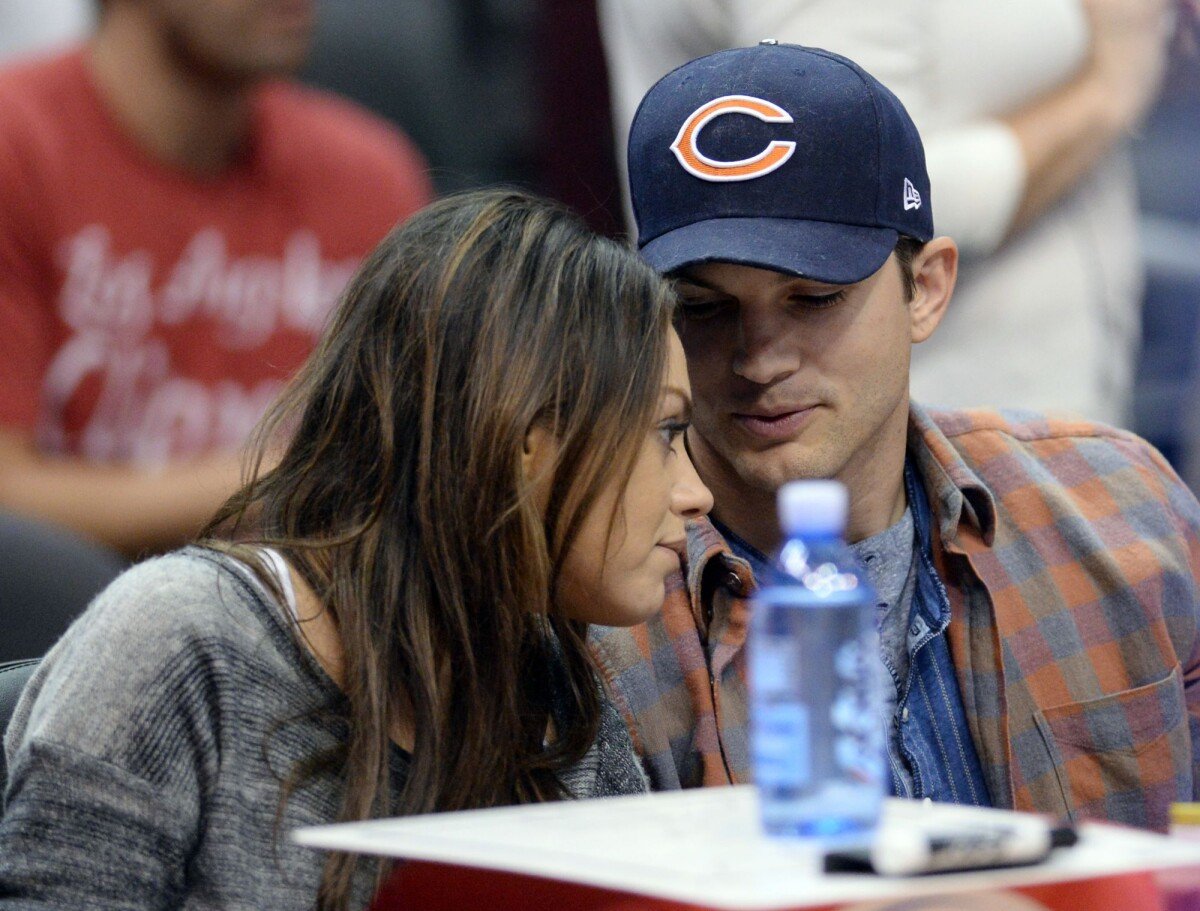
left=592, top=42, right=1200, bottom=831
left=0, top=0, right=433, bottom=557
left=598, top=0, right=1173, bottom=426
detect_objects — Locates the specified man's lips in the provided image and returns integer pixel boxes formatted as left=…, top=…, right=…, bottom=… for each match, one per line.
left=732, top=405, right=819, bottom=441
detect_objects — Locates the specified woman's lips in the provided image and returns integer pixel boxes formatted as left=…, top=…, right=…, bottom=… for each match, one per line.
left=657, top=538, right=687, bottom=556
left=733, top=406, right=818, bottom=441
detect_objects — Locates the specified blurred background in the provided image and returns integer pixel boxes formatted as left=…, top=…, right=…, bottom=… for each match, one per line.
left=304, top=0, right=624, bottom=233
left=1131, top=46, right=1200, bottom=488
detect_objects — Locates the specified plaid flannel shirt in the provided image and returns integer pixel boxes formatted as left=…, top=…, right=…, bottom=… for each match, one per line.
left=591, top=404, right=1200, bottom=831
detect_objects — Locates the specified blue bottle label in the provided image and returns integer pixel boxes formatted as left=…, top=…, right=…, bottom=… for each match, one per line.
left=750, top=637, right=796, bottom=694
left=753, top=703, right=811, bottom=788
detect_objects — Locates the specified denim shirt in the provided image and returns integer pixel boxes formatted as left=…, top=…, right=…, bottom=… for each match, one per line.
left=900, top=461, right=992, bottom=806
left=717, top=462, right=992, bottom=806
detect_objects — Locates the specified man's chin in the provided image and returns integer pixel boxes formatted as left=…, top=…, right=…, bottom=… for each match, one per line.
left=727, top=448, right=832, bottom=492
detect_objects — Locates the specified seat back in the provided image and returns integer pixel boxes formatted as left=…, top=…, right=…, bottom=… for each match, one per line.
left=0, top=659, right=39, bottom=799
left=0, top=511, right=124, bottom=662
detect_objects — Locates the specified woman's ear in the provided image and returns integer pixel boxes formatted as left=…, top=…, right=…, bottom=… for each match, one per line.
left=909, top=237, right=958, bottom=344
left=522, top=423, right=557, bottom=513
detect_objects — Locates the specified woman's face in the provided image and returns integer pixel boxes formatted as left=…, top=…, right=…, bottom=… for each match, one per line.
left=557, top=330, right=714, bottom=626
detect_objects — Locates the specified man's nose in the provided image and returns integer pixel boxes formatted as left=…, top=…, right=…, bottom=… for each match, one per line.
left=731, top=313, right=799, bottom=386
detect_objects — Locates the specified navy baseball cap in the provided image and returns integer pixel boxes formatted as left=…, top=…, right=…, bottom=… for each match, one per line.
left=628, top=41, right=933, bottom=285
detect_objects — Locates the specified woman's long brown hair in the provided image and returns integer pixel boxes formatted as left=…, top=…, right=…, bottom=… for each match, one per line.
left=201, top=189, right=674, bottom=910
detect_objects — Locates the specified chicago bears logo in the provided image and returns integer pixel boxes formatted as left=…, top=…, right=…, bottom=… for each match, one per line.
left=670, top=95, right=796, bottom=182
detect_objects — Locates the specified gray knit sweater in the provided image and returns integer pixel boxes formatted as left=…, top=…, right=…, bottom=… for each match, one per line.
left=0, top=548, right=647, bottom=909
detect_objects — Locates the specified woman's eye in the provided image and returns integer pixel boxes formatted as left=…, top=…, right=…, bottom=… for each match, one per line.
left=657, top=420, right=689, bottom=451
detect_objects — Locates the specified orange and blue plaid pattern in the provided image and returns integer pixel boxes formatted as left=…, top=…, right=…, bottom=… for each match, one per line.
left=591, top=404, right=1200, bottom=830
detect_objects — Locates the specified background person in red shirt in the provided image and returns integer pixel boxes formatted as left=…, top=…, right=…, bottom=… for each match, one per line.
left=0, top=0, right=433, bottom=558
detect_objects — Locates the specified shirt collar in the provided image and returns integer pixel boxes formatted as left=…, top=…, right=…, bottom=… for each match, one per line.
left=682, top=516, right=753, bottom=632
left=683, top=402, right=997, bottom=611
left=907, top=403, right=997, bottom=548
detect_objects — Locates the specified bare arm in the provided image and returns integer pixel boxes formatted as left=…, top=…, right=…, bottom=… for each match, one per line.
left=0, top=428, right=245, bottom=558
left=1004, top=0, right=1172, bottom=236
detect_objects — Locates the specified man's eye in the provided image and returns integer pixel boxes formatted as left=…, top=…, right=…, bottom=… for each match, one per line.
left=678, top=298, right=729, bottom=320
left=791, top=290, right=847, bottom=310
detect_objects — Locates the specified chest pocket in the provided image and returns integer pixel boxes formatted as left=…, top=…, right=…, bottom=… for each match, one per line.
left=1033, top=664, right=1191, bottom=831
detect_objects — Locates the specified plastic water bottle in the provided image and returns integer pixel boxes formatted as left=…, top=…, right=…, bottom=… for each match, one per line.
left=748, top=480, right=885, bottom=842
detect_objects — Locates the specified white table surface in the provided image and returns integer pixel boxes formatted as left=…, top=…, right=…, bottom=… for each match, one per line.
left=293, top=786, right=1200, bottom=910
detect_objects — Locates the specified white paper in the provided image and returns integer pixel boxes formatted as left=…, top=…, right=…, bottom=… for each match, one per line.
left=292, top=787, right=1200, bottom=910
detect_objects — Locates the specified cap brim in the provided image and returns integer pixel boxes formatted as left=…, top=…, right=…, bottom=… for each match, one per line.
left=639, top=217, right=898, bottom=285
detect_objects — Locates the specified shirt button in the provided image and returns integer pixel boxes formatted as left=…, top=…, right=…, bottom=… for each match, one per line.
left=900, top=707, right=911, bottom=724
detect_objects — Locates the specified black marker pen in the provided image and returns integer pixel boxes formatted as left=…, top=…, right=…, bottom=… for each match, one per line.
left=825, top=822, right=1077, bottom=876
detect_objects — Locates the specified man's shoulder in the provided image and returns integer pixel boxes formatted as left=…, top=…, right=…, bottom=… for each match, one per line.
left=928, top=406, right=1136, bottom=444
left=257, top=81, right=431, bottom=191
left=925, top=406, right=1168, bottom=473
left=920, top=405, right=1200, bottom=529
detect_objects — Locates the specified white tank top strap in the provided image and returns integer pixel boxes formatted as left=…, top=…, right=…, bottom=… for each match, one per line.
left=257, top=546, right=300, bottom=622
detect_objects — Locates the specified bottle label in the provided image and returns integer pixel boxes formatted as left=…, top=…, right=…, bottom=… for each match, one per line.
left=753, top=703, right=811, bottom=788
left=750, top=637, right=797, bottom=694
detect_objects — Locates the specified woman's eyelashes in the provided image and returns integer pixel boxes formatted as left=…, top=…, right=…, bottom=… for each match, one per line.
left=657, top=418, right=690, bottom=452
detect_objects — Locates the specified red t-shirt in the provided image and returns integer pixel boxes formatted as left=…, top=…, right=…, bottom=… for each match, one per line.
left=0, top=48, right=434, bottom=465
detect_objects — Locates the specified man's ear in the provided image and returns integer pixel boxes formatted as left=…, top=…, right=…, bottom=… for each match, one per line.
left=909, top=237, right=958, bottom=344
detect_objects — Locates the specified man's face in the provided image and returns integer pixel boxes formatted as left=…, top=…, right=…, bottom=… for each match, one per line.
left=673, top=256, right=914, bottom=500
left=153, top=0, right=315, bottom=83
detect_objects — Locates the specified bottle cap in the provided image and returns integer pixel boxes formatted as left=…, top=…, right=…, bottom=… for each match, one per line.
left=777, top=480, right=848, bottom=537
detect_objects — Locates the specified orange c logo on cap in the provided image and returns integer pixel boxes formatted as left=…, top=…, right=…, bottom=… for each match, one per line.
left=670, top=95, right=796, bottom=182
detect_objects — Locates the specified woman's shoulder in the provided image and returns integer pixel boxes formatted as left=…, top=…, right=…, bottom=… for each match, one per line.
left=67, top=546, right=277, bottom=646
left=5, top=546, right=325, bottom=779
left=545, top=634, right=649, bottom=800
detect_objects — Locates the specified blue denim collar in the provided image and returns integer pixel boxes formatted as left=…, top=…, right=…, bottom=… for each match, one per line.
left=905, top=457, right=952, bottom=635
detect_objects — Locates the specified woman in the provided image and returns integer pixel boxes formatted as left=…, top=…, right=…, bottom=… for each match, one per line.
left=0, top=190, right=712, bottom=910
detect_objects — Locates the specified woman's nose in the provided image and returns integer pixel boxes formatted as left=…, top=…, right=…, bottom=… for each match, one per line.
left=671, top=446, right=714, bottom=519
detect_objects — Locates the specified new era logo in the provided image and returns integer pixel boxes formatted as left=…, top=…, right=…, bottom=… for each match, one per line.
left=903, top=178, right=922, bottom=211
